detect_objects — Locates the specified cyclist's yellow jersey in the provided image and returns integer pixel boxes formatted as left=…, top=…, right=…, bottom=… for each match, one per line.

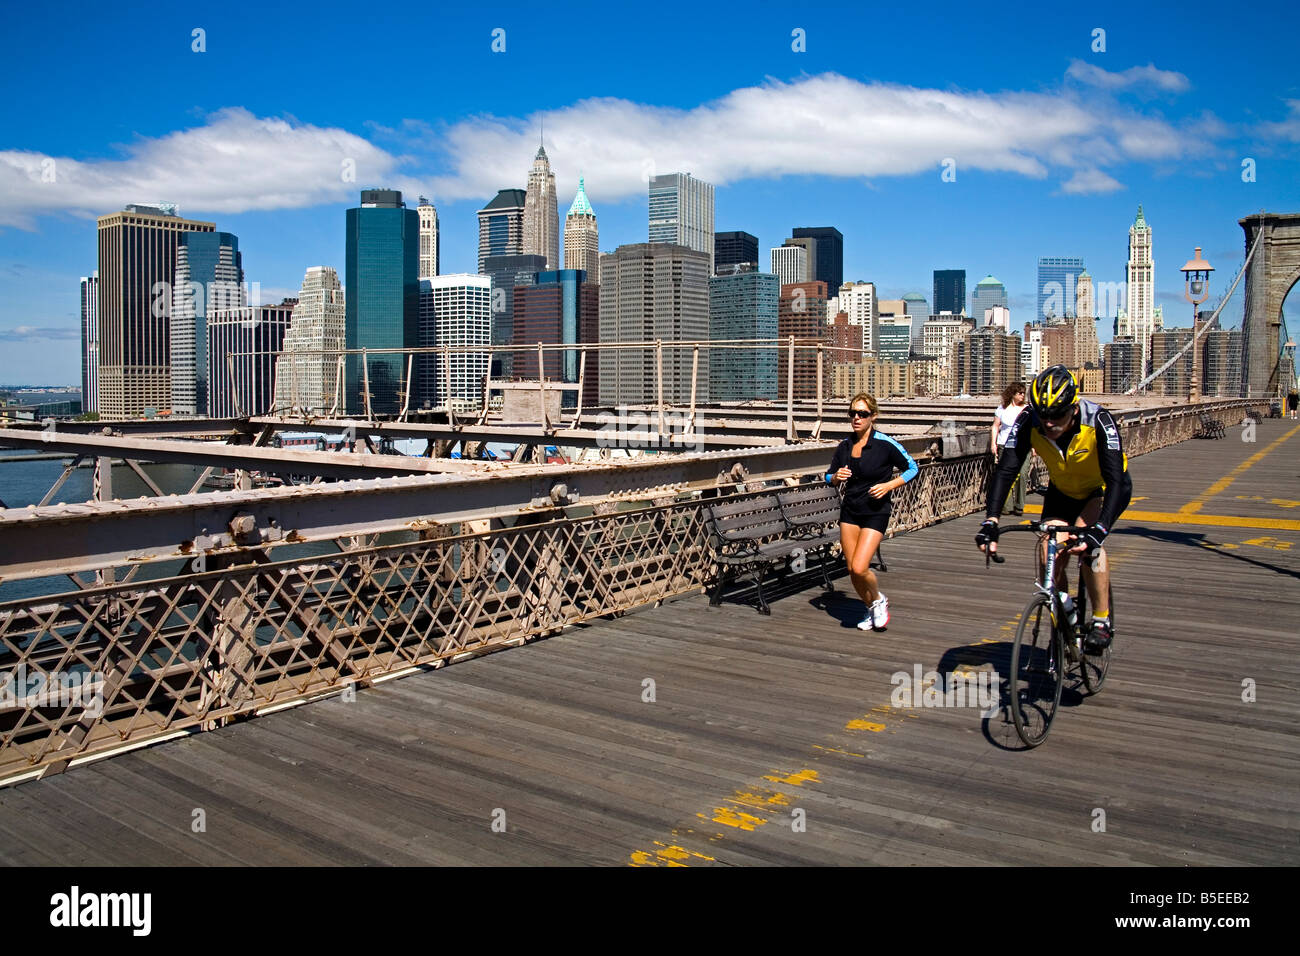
left=1028, top=398, right=1128, bottom=499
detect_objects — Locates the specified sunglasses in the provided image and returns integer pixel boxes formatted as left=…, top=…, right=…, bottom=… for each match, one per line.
left=849, top=409, right=875, bottom=420
left=1042, top=408, right=1074, bottom=425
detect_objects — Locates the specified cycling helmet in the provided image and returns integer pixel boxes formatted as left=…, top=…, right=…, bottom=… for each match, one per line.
left=1029, top=365, right=1078, bottom=420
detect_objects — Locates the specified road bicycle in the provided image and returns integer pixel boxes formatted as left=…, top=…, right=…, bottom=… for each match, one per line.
left=1007, top=520, right=1114, bottom=747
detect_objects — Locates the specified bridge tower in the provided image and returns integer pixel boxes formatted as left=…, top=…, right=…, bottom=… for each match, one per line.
left=1240, top=212, right=1300, bottom=398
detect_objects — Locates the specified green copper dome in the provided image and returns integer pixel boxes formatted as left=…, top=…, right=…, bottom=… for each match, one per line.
left=975, top=274, right=1003, bottom=286
left=567, top=176, right=595, bottom=218
left=1135, top=203, right=1146, bottom=227
left=902, top=292, right=927, bottom=301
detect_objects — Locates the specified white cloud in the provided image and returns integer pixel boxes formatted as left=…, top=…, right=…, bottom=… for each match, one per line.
left=0, top=325, right=80, bottom=342
left=1059, top=169, right=1124, bottom=195
left=1, top=73, right=1215, bottom=227
left=0, top=107, right=413, bottom=228
left=1065, top=60, right=1191, bottom=94
left=1259, top=99, right=1300, bottom=141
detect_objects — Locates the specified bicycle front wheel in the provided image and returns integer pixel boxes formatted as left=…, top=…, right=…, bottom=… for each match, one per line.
left=1009, top=592, right=1064, bottom=748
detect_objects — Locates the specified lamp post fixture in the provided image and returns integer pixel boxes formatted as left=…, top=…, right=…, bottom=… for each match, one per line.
left=1181, top=247, right=1214, bottom=402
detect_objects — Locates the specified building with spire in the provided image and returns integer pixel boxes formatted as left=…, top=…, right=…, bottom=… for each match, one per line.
left=1123, top=205, right=1156, bottom=377
left=523, top=144, right=560, bottom=270
left=563, top=176, right=599, bottom=277
left=477, top=189, right=526, bottom=275
left=417, top=197, right=440, bottom=279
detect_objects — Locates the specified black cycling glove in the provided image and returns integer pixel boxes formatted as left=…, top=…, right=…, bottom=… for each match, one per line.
left=975, top=519, right=1000, bottom=548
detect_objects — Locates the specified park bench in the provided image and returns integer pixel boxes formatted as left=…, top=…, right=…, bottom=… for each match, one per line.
left=705, top=483, right=886, bottom=614
left=1195, top=414, right=1226, bottom=439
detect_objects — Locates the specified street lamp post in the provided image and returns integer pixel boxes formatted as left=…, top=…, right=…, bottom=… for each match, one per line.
left=1181, top=247, right=1214, bottom=403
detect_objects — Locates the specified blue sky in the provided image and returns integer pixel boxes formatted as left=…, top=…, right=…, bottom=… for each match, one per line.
left=2, top=0, right=1298, bottom=385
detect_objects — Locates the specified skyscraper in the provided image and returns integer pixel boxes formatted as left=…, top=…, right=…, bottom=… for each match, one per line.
left=599, top=243, right=710, bottom=405
left=1124, top=205, right=1156, bottom=375
left=714, top=231, right=758, bottom=272
left=563, top=177, right=599, bottom=278
left=1036, top=256, right=1085, bottom=321
left=273, top=267, right=347, bottom=415
left=933, top=270, right=966, bottom=316
left=970, top=275, right=1007, bottom=319
left=838, top=281, right=878, bottom=354
left=417, top=197, right=440, bottom=279
left=777, top=280, right=829, bottom=400
left=483, top=253, right=547, bottom=379
left=791, top=227, right=843, bottom=293
left=514, top=269, right=600, bottom=406
left=96, top=203, right=215, bottom=418
left=770, top=245, right=808, bottom=287
left=709, top=270, right=779, bottom=401
left=345, top=189, right=419, bottom=416
left=206, top=302, right=295, bottom=418
left=170, top=230, right=243, bottom=415
left=80, top=272, right=98, bottom=414
left=522, top=145, right=560, bottom=270
left=477, top=189, right=526, bottom=275
left=419, top=274, right=492, bottom=410
left=648, top=173, right=715, bottom=271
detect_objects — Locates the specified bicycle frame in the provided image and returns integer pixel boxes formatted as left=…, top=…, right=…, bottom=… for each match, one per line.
left=1033, top=524, right=1087, bottom=662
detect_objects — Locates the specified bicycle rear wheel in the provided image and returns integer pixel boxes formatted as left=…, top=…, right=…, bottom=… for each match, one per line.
left=1009, top=592, right=1064, bottom=748
left=1079, top=583, right=1114, bottom=694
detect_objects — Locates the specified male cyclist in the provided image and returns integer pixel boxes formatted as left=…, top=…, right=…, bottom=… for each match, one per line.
left=975, top=365, right=1132, bottom=653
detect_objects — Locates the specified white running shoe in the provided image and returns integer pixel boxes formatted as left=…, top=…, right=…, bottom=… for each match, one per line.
left=871, top=594, right=890, bottom=630
left=856, top=607, right=875, bottom=631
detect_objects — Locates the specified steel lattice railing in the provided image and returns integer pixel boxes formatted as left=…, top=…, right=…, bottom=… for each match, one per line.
left=0, top=399, right=1267, bottom=784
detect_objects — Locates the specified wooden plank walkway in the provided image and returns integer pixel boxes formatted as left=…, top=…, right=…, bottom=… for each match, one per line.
left=1, top=419, right=1296, bottom=866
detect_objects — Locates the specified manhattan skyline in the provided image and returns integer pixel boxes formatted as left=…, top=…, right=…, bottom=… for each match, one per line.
left=2, top=0, right=1298, bottom=384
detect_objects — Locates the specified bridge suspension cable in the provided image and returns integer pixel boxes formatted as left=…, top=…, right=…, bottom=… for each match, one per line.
left=1126, top=225, right=1263, bottom=395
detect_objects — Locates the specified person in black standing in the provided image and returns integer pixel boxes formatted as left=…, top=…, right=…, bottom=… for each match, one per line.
left=826, top=392, right=919, bottom=631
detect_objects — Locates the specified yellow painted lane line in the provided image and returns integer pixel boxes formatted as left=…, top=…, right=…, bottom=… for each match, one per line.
left=1180, top=424, right=1300, bottom=514
left=1020, top=503, right=1300, bottom=532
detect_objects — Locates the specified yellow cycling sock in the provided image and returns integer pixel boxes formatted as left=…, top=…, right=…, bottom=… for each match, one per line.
left=1094, top=610, right=1110, bottom=621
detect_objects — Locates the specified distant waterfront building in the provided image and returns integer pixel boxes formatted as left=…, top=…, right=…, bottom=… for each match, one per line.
left=477, top=189, right=526, bottom=275
left=483, top=253, right=547, bottom=379
left=1076, top=271, right=1095, bottom=320
left=1124, top=205, right=1156, bottom=376
left=984, top=305, right=1011, bottom=331
left=417, top=197, right=440, bottom=279
left=273, top=267, right=346, bottom=415
left=777, top=281, right=830, bottom=401
left=771, top=245, right=808, bottom=287
left=96, top=203, right=215, bottom=418
left=828, top=311, right=864, bottom=369
left=922, top=313, right=973, bottom=394
left=792, top=227, right=844, bottom=294
left=514, top=269, right=600, bottom=407
left=876, top=314, right=913, bottom=362
left=522, top=145, right=560, bottom=270
left=599, top=243, right=710, bottom=405
left=1037, top=256, right=1085, bottom=322
left=1150, top=328, right=1194, bottom=397
left=648, top=173, right=715, bottom=272
left=715, top=231, right=758, bottom=272
left=710, top=271, right=779, bottom=401
left=933, top=270, right=966, bottom=317
left=207, top=303, right=295, bottom=418
left=837, top=281, right=878, bottom=354
left=1104, top=336, right=1139, bottom=393
left=1022, top=323, right=1046, bottom=378
left=1041, top=321, right=1076, bottom=371
left=954, top=326, right=1023, bottom=396
left=80, top=272, right=99, bottom=414
left=563, top=177, right=599, bottom=278
left=833, top=356, right=914, bottom=400
left=970, top=275, right=1007, bottom=319
left=1203, top=325, right=1243, bottom=398
left=170, top=230, right=243, bottom=415
left=345, top=189, right=419, bottom=415
left=419, top=274, right=491, bottom=410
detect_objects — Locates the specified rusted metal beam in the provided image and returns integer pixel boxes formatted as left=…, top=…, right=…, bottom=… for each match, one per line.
left=0, top=443, right=837, bottom=582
